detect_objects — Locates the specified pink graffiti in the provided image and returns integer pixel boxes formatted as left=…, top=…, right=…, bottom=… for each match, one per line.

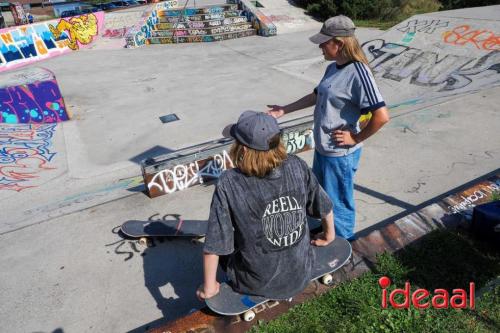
left=103, top=27, right=131, bottom=38
left=173, top=30, right=189, bottom=37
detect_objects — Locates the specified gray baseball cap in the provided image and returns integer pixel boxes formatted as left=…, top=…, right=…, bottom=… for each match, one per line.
left=309, top=15, right=356, bottom=44
left=225, top=111, right=281, bottom=151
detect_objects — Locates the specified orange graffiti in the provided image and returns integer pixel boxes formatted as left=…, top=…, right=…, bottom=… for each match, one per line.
left=35, top=38, right=48, bottom=55
left=0, top=147, right=56, bottom=192
left=443, top=25, right=500, bottom=51
left=1, top=33, right=14, bottom=43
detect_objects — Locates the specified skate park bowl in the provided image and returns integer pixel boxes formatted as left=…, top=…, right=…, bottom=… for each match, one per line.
left=0, top=4, right=499, bottom=333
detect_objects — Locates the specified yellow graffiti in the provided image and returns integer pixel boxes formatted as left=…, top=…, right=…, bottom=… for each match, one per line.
left=1, top=33, right=14, bottom=43
left=49, top=14, right=98, bottom=50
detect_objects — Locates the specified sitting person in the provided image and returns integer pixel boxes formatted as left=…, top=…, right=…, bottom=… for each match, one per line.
left=197, top=111, right=335, bottom=300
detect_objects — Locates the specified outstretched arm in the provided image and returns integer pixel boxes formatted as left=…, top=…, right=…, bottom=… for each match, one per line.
left=267, top=92, right=317, bottom=119
left=196, top=252, right=220, bottom=300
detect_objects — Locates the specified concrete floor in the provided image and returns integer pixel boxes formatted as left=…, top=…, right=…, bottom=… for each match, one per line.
left=1, top=4, right=499, bottom=332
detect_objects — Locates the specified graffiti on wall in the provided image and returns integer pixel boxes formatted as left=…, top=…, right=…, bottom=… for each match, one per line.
left=1, top=80, right=68, bottom=124
left=103, top=27, right=132, bottom=38
left=147, top=150, right=234, bottom=196
left=49, top=13, right=100, bottom=50
left=144, top=124, right=315, bottom=198
left=0, top=12, right=104, bottom=72
left=149, top=29, right=256, bottom=43
left=125, top=0, right=177, bottom=48
left=362, top=39, right=500, bottom=91
left=0, top=123, right=57, bottom=191
left=446, top=179, right=500, bottom=214
left=443, top=25, right=500, bottom=51
left=102, top=10, right=145, bottom=40
left=397, top=19, right=449, bottom=34
left=233, top=0, right=277, bottom=36
left=282, top=129, right=313, bottom=154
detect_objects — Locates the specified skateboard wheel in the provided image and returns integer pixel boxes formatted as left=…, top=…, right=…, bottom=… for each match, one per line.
left=243, top=310, right=255, bottom=322
left=138, top=237, right=150, bottom=247
left=321, top=273, right=333, bottom=285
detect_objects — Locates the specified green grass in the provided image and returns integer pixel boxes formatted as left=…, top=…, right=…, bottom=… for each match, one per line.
left=250, top=230, right=500, bottom=333
left=353, top=19, right=401, bottom=31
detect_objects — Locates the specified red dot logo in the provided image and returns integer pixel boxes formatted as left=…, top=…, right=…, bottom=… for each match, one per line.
left=379, top=276, right=391, bottom=288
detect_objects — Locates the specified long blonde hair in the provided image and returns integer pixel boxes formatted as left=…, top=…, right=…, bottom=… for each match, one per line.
left=334, top=36, right=370, bottom=66
left=229, top=135, right=287, bottom=178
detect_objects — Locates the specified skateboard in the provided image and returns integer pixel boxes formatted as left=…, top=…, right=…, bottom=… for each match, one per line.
left=120, top=219, right=208, bottom=245
left=205, top=237, right=352, bottom=322
left=121, top=217, right=324, bottom=246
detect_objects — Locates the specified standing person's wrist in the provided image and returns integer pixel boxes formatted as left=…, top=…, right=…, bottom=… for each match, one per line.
left=352, top=133, right=361, bottom=144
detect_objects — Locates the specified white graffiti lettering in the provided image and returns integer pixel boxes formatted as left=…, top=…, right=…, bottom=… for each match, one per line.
left=282, top=130, right=313, bottom=154
left=148, top=150, right=234, bottom=194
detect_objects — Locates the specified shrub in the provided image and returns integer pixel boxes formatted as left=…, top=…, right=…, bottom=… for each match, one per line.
left=295, top=0, right=499, bottom=22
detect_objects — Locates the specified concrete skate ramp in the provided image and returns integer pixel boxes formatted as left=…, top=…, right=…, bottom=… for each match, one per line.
left=0, top=67, right=69, bottom=123
left=363, top=7, right=500, bottom=111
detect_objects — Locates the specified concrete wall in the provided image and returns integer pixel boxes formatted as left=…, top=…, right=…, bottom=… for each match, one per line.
left=102, top=9, right=146, bottom=39
left=0, top=11, right=104, bottom=72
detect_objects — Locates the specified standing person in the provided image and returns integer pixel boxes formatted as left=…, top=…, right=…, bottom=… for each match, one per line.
left=197, top=111, right=335, bottom=300
left=268, top=16, right=390, bottom=241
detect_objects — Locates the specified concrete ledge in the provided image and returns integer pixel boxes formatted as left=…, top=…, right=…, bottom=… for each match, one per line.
left=148, top=170, right=499, bottom=332
left=228, top=0, right=276, bottom=36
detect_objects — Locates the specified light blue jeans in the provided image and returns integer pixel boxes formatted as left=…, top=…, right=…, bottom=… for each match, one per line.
left=312, top=149, right=362, bottom=240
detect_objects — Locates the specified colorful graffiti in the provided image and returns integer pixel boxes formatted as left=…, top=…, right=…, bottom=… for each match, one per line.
left=362, top=39, right=500, bottom=91
left=49, top=13, right=99, bottom=50
left=0, top=123, right=57, bottom=191
left=232, top=0, right=276, bottom=36
left=1, top=68, right=68, bottom=124
left=125, top=0, right=177, bottom=48
left=149, top=29, right=256, bottom=43
left=0, top=12, right=104, bottom=72
left=443, top=25, right=500, bottom=51
left=152, top=23, right=252, bottom=37
left=143, top=124, right=315, bottom=198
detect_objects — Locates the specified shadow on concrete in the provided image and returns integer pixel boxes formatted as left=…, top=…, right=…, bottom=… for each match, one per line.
left=355, top=184, right=416, bottom=211
left=129, top=145, right=175, bottom=165
left=355, top=167, right=500, bottom=239
left=122, top=214, right=208, bottom=333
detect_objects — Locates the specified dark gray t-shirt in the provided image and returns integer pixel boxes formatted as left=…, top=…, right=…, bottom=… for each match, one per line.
left=204, top=155, right=333, bottom=299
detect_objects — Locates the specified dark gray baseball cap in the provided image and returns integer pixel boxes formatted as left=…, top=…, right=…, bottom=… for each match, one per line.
left=309, top=15, right=356, bottom=44
left=224, top=111, right=281, bottom=151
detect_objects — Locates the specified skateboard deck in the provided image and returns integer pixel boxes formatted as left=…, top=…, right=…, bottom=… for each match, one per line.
left=121, top=217, right=323, bottom=238
left=205, top=237, right=352, bottom=321
left=120, top=219, right=207, bottom=238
